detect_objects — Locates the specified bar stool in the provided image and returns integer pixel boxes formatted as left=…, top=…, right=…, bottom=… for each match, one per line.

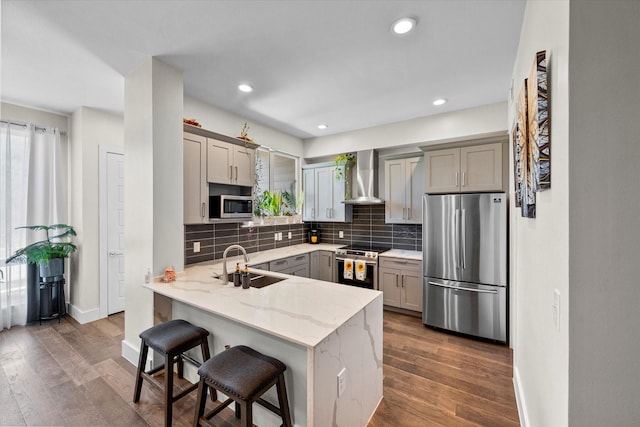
left=133, top=319, right=211, bottom=427
left=193, top=345, right=292, bottom=427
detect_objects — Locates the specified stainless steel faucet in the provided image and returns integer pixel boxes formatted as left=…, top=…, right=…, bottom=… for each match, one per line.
left=221, top=245, right=250, bottom=285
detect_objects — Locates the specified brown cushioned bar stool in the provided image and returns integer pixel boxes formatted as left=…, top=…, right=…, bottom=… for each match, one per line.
left=134, top=319, right=211, bottom=427
left=194, top=345, right=292, bottom=427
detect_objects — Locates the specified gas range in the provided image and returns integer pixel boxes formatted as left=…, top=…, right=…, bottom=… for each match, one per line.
left=335, top=245, right=391, bottom=261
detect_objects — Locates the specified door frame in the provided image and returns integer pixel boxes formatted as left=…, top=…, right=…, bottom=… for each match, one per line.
left=99, top=145, right=124, bottom=318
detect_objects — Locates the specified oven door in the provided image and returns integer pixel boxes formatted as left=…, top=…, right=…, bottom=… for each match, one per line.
left=336, top=257, right=377, bottom=290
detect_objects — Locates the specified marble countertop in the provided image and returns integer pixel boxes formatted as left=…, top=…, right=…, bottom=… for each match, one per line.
left=380, top=249, right=422, bottom=261
left=145, top=243, right=381, bottom=349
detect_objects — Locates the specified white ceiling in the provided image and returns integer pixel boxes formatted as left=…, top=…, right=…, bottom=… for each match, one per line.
left=1, top=0, right=526, bottom=139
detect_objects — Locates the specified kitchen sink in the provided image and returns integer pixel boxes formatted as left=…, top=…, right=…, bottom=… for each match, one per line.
left=226, top=272, right=285, bottom=288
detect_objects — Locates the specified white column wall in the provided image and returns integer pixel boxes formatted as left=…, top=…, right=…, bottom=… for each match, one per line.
left=567, top=2, right=640, bottom=425
left=123, top=58, right=183, bottom=360
left=508, top=2, right=570, bottom=426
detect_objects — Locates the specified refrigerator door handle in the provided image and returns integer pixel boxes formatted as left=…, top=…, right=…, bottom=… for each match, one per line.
left=453, top=209, right=458, bottom=268
left=427, top=281, right=498, bottom=294
left=461, top=209, right=466, bottom=269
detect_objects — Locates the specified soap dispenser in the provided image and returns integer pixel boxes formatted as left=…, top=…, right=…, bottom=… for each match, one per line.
left=241, top=265, right=250, bottom=289
left=233, top=263, right=241, bottom=287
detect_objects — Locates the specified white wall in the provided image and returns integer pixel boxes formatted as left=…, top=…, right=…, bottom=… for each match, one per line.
left=184, top=96, right=304, bottom=157
left=303, top=102, right=507, bottom=159
left=567, top=2, right=640, bottom=425
left=1, top=102, right=69, bottom=132
left=508, top=2, right=570, bottom=426
left=69, top=107, right=124, bottom=321
left=123, top=58, right=184, bottom=362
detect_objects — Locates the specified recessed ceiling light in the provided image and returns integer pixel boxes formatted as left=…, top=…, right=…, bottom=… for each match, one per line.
left=238, top=83, right=253, bottom=93
left=433, top=98, right=447, bottom=106
left=392, top=17, right=417, bottom=35
left=317, top=124, right=328, bottom=130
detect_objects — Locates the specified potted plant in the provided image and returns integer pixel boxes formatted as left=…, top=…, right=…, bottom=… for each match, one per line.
left=334, top=153, right=356, bottom=199
left=4, top=224, right=77, bottom=279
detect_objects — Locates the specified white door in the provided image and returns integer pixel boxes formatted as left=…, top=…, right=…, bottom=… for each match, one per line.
left=107, top=152, right=125, bottom=314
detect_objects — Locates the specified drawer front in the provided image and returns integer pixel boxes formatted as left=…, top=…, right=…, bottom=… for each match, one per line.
left=289, top=253, right=310, bottom=268
left=249, top=262, right=269, bottom=271
left=269, top=258, right=290, bottom=272
left=380, top=257, right=421, bottom=273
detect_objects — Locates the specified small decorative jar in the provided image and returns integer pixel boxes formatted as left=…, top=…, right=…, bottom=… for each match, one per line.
left=163, top=266, right=176, bottom=282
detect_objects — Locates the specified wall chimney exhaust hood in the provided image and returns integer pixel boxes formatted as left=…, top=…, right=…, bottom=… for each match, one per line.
left=342, top=150, right=384, bottom=205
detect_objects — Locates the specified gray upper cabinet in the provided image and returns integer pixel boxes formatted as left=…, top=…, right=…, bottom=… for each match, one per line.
left=207, top=138, right=255, bottom=187
left=302, top=163, right=352, bottom=223
left=384, top=156, right=424, bottom=224
left=183, top=132, right=208, bottom=224
left=424, top=142, right=503, bottom=193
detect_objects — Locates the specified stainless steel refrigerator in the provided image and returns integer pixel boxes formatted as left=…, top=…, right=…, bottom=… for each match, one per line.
left=422, top=193, right=507, bottom=342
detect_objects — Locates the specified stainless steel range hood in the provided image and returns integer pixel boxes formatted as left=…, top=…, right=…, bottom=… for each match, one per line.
left=342, top=149, right=384, bottom=205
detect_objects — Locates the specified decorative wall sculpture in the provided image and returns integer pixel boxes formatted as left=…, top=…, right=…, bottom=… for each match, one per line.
left=512, top=50, right=550, bottom=219
left=528, top=50, right=551, bottom=191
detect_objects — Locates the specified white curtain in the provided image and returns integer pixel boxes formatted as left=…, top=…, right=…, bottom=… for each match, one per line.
left=0, top=122, right=66, bottom=329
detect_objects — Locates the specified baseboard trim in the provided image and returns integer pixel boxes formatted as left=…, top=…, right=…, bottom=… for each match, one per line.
left=513, top=366, right=529, bottom=427
left=122, top=339, right=152, bottom=370
left=67, top=304, right=101, bottom=324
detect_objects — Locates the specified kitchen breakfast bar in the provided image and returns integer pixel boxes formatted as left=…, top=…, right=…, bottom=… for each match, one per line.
left=143, top=247, right=383, bottom=427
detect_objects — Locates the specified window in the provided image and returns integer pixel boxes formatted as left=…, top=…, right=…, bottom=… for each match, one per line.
left=255, top=147, right=300, bottom=216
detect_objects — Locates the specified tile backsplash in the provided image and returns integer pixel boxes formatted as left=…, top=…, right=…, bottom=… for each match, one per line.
left=184, top=205, right=421, bottom=265
left=306, top=204, right=422, bottom=251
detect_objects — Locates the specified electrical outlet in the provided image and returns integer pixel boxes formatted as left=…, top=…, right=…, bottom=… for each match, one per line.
left=288, top=232, right=292, bottom=239
left=337, top=367, right=346, bottom=397
left=193, top=242, right=200, bottom=253
left=339, top=231, right=344, bottom=238
left=278, top=232, right=283, bottom=241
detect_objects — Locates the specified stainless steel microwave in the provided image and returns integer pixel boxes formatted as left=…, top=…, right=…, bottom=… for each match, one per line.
left=209, top=195, right=253, bottom=219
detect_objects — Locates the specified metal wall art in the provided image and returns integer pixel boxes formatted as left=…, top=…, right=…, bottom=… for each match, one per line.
left=512, top=50, right=550, bottom=218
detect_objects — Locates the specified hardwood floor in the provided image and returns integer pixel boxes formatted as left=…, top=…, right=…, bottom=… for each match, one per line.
left=0, top=311, right=519, bottom=427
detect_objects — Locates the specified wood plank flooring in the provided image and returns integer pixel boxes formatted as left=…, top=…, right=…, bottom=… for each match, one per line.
left=0, top=311, right=519, bottom=427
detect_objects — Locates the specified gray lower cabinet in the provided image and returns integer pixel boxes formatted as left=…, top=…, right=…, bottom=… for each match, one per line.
left=379, top=257, right=423, bottom=313
left=249, top=262, right=269, bottom=271
left=269, top=253, right=310, bottom=278
left=310, top=250, right=335, bottom=282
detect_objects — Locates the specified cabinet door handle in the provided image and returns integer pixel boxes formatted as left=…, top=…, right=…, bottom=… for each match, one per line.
left=326, top=208, right=330, bottom=218
left=201, top=202, right=206, bottom=217
left=401, top=276, right=405, bottom=288
left=407, top=207, right=411, bottom=220
left=396, top=275, right=399, bottom=287
left=229, top=165, right=233, bottom=179
left=462, top=172, right=466, bottom=187
left=235, top=166, right=238, bottom=180
left=402, top=207, right=406, bottom=219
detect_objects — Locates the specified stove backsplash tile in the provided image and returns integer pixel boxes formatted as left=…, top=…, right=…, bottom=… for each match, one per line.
left=306, top=205, right=422, bottom=251
left=185, top=206, right=421, bottom=265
